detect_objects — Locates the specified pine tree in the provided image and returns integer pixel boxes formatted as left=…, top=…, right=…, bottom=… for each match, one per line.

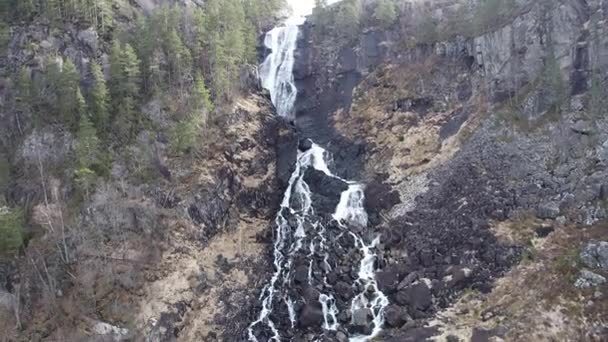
left=373, top=0, right=398, bottom=29
left=193, top=74, right=213, bottom=114
left=165, top=28, right=192, bottom=90
left=89, top=62, right=110, bottom=136
left=58, top=58, right=81, bottom=130
left=75, top=107, right=100, bottom=169
left=335, top=0, right=361, bottom=40
left=74, top=167, right=96, bottom=198
left=109, top=40, right=142, bottom=140
left=122, top=43, right=141, bottom=98
left=109, top=40, right=124, bottom=104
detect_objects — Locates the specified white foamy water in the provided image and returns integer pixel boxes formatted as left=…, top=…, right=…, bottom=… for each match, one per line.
left=260, top=0, right=342, bottom=118
left=251, top=1, right=388, bottom=340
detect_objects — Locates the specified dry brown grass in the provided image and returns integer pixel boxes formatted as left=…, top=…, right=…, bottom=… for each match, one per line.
left=431, top=222, right=608, bottom=341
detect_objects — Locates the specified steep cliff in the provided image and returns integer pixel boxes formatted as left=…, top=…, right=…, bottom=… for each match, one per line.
left=290, top=0, right=608, bottom=340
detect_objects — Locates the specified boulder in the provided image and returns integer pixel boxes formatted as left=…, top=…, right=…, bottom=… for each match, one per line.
left=535, top=226, right=554, bottom=238
left=299, top=302, right=323, bottom=328
left=574, top=269, right=606, bottom=289
left=537, top=202, right=560, bottom=219
left=570, top=120, right=594, bottom=135
left=350, top=308, right=373, bottom=335
left=384, top=305, right=409, bottom=328
left=299, top=139, right=313, bottom=152
left=77, top=27, right=98, bottom=52
left=394, top=282, right=432, bottom=311
left=294, top=265, right=309, bottom=285
left=580, top=241, right=608, bottom=270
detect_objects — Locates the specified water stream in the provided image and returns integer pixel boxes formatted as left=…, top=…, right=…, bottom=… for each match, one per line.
left=249, top=2, right=388, bottom=341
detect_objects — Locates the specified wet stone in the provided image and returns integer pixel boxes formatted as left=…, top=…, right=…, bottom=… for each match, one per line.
left=351, top=308, right=373, bottom=335
left=299, top=302, right=324, bottom=328
left=384, top=305, right=409, bottom=328
left=394, top=282, right=432, bottom=311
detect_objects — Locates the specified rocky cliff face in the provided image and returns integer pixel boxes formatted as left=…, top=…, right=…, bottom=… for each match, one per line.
left=291, top=0, right=608, bottom=340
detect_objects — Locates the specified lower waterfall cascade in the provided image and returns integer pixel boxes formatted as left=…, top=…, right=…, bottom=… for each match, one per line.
left=247, top=143, right=389, bottom=341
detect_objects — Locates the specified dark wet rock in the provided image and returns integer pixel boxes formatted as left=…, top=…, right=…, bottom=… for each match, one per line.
left=394, top=282, right=432, bottom=311
left=446, top=335, right=461, bottom=342
left=365, top=177, right=401, bottom=226
left=537, top=202, right=561, bottom=219
left=299, top=302, right=324, bottom=328
left=580, top=241, right=608, bottom=270
left=350, top=308, right=373, bottom=335
left=376, top=270, right=400, bottom=294
left=303, top=168, right=349, bottom=213
left=299, top=138, right=313, bottom=151
left=276, top=123, right=299, bottom=189
left=471, top=327, right=496, bottom=342
left=335, top=281, right=354, bottom=301
left=294, top=265, right=309, bottom=285
left=384, top=305, right=409, bottom=328
left=535, top=226, right=555, bottom=238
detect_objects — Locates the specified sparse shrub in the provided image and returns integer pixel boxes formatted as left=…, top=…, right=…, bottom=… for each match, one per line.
left=0, top=207, right=25, bottom=256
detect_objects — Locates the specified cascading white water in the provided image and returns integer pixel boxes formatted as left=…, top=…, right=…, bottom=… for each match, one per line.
left=248, top=144, right=339, bottom=341
left=251, top=1, right=388, bottom=341
left=248, top=142, right=389, bottom=341
left=259, top=21, right=301, bottom=119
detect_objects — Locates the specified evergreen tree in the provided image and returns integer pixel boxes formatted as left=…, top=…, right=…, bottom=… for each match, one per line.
left=109, top=41, right=124, bottom=103
left=170, top=117, right=199, bottom=155
left=74, top=167, right=96, bottom=198
left=121, top=43, right=141, bottom=101
left=58, top=58, right=81, bottom=130
left=165, top=28, right=192, bottom=90
left=89, top=62, right=110, bottom=136
left=110, top=42, right=141, bottom=140
left=335, top=0, right=361, bottom=40
left=373, top=0, right=398, bottom=29
left=193, top=73, right=213, bottom=115
left=74, top=105, right=100, bottom=169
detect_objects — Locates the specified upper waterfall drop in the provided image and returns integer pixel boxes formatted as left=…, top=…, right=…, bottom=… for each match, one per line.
left=259, top=0, right=342, bottom=119
left=259, top=20, right=301, bottom=119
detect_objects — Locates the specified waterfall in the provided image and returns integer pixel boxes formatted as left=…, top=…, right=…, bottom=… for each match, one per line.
left=250, top=1, right=387, bottom=341
left=259, top=16, right=304, bottom=119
